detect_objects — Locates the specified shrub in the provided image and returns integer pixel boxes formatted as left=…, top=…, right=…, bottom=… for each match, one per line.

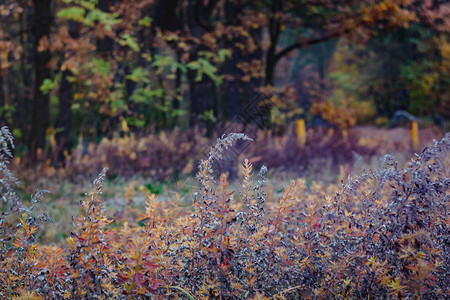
left=0, top=126, right=52, bottom=298
left=0, top=126, right=449, bottom=299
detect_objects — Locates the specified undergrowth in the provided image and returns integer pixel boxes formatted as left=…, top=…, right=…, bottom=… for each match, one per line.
left=14, top=125, right=444, bottom=185
left=0, top=126, right=449, bottom=299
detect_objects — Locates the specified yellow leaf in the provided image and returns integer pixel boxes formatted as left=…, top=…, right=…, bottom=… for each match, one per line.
left=388, top=278, right=405, bottom=293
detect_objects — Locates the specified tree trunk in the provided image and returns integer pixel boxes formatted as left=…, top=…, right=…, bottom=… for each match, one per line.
left=222, top=1, right=256, bottom=123
left=152, top=0, right=183, bottom=129
left=224, top=36, right=264, bottom=128
left=18, top=6, right=34, bottom=145
left=152, top=0, right=181, bottom=31
left=188, top=69, right=218, bottom=135
left=54, top=21, right=79, bottom=165
left=97, top=0, right=114, bottom=56
left=30, top=0, right=52, bottom=160
left=265, top=0, right=283, bottom=86
left=53, top=70, right=73, bottom=165
left=186, top=0, right=219, bottom=135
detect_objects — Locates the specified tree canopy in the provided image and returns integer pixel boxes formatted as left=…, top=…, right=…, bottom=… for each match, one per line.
left=0, top=0, right=448, bottom=160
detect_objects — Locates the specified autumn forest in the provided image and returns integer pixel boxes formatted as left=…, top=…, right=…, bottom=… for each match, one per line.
left=0, top=0, right=447, bottom=160
left=0, top=0, right=449, bottom=299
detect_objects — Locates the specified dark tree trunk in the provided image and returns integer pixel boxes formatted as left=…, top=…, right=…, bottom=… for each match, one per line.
left=54, top=70, right=73, bottom=165
left=30, top=0, right=52, bottom=160
left=96, top=0, right=118, bottom=138
left=265, top=0, right=283, bottom=86
left=97, top=0, right=114, bottom=56
left=265, top=50, right=277, bottom=86
left=152, top=0, right=181, bottom=31
left=224, top=1, right=264, bottom=127
left=186, top=0, right=218, bottom=135
left=188, top=69, right=218, bottom=135
left=54, top=21, right=79, bottom=165
left=171, top=52, right=182, bottom=129
left=18, top=6, right=34, bottom=144
left=152, top=0, right=183, bottom=129
left=223, top=1, right=244, bottom=122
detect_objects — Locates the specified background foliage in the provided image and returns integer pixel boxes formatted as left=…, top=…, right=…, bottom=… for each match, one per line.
left=0, top=0, right=448, bottom=162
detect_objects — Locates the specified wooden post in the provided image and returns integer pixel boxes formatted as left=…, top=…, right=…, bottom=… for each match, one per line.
left=296, top=119, right=306, bottom=149
left=410, top=121, right=419, bottom=150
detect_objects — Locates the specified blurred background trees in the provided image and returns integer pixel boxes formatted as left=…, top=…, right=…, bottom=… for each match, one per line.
left=0, top=0, right=448, bottom=162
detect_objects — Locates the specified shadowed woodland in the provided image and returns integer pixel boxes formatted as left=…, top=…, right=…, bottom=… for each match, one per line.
left=0, top=0, right=448, bottom=162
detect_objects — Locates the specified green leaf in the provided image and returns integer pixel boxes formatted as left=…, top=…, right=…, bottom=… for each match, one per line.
left=84, top=9, right=121, bottom=29
left=171, top=109, right=188, bottom=118
left=199, top=109, right=217, bottom=122
left=118, top=33, right=140, bottom=51
left=50, top=95, right=58, bottom=106
left=91, top=58, right=110, bottom=77
left=56, top=6, right=86, bottom=22
left=199, top=59, right=217, bottom=80
left=110, top=99, right=128, bottom=114
left=153, top=55, right=176, bottom=73
left=186, top=58, right=220, bottom=85
left=79, top=0, right=95, bottom=10
left=66, top=75, right=76, bottom=82
left=218, top=49, right=231, bottom=63
left=40, top=78, right=55, bottom=95
left=186, top=61, right=200, bottom=70
left=186, top=61, right=203, bottom=81
left=176, top=62, right=187, bottom=74
left=149, top=88, right=164, bottom=98
left=12, top=128, right=22, bottom=139
left=126, top=117, right=146, bottom=128
left=139, top=16, right=152, bottom=27
left=126, top=67, right=150, bottom=83
left=195, top=70, right=203, bottom=82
